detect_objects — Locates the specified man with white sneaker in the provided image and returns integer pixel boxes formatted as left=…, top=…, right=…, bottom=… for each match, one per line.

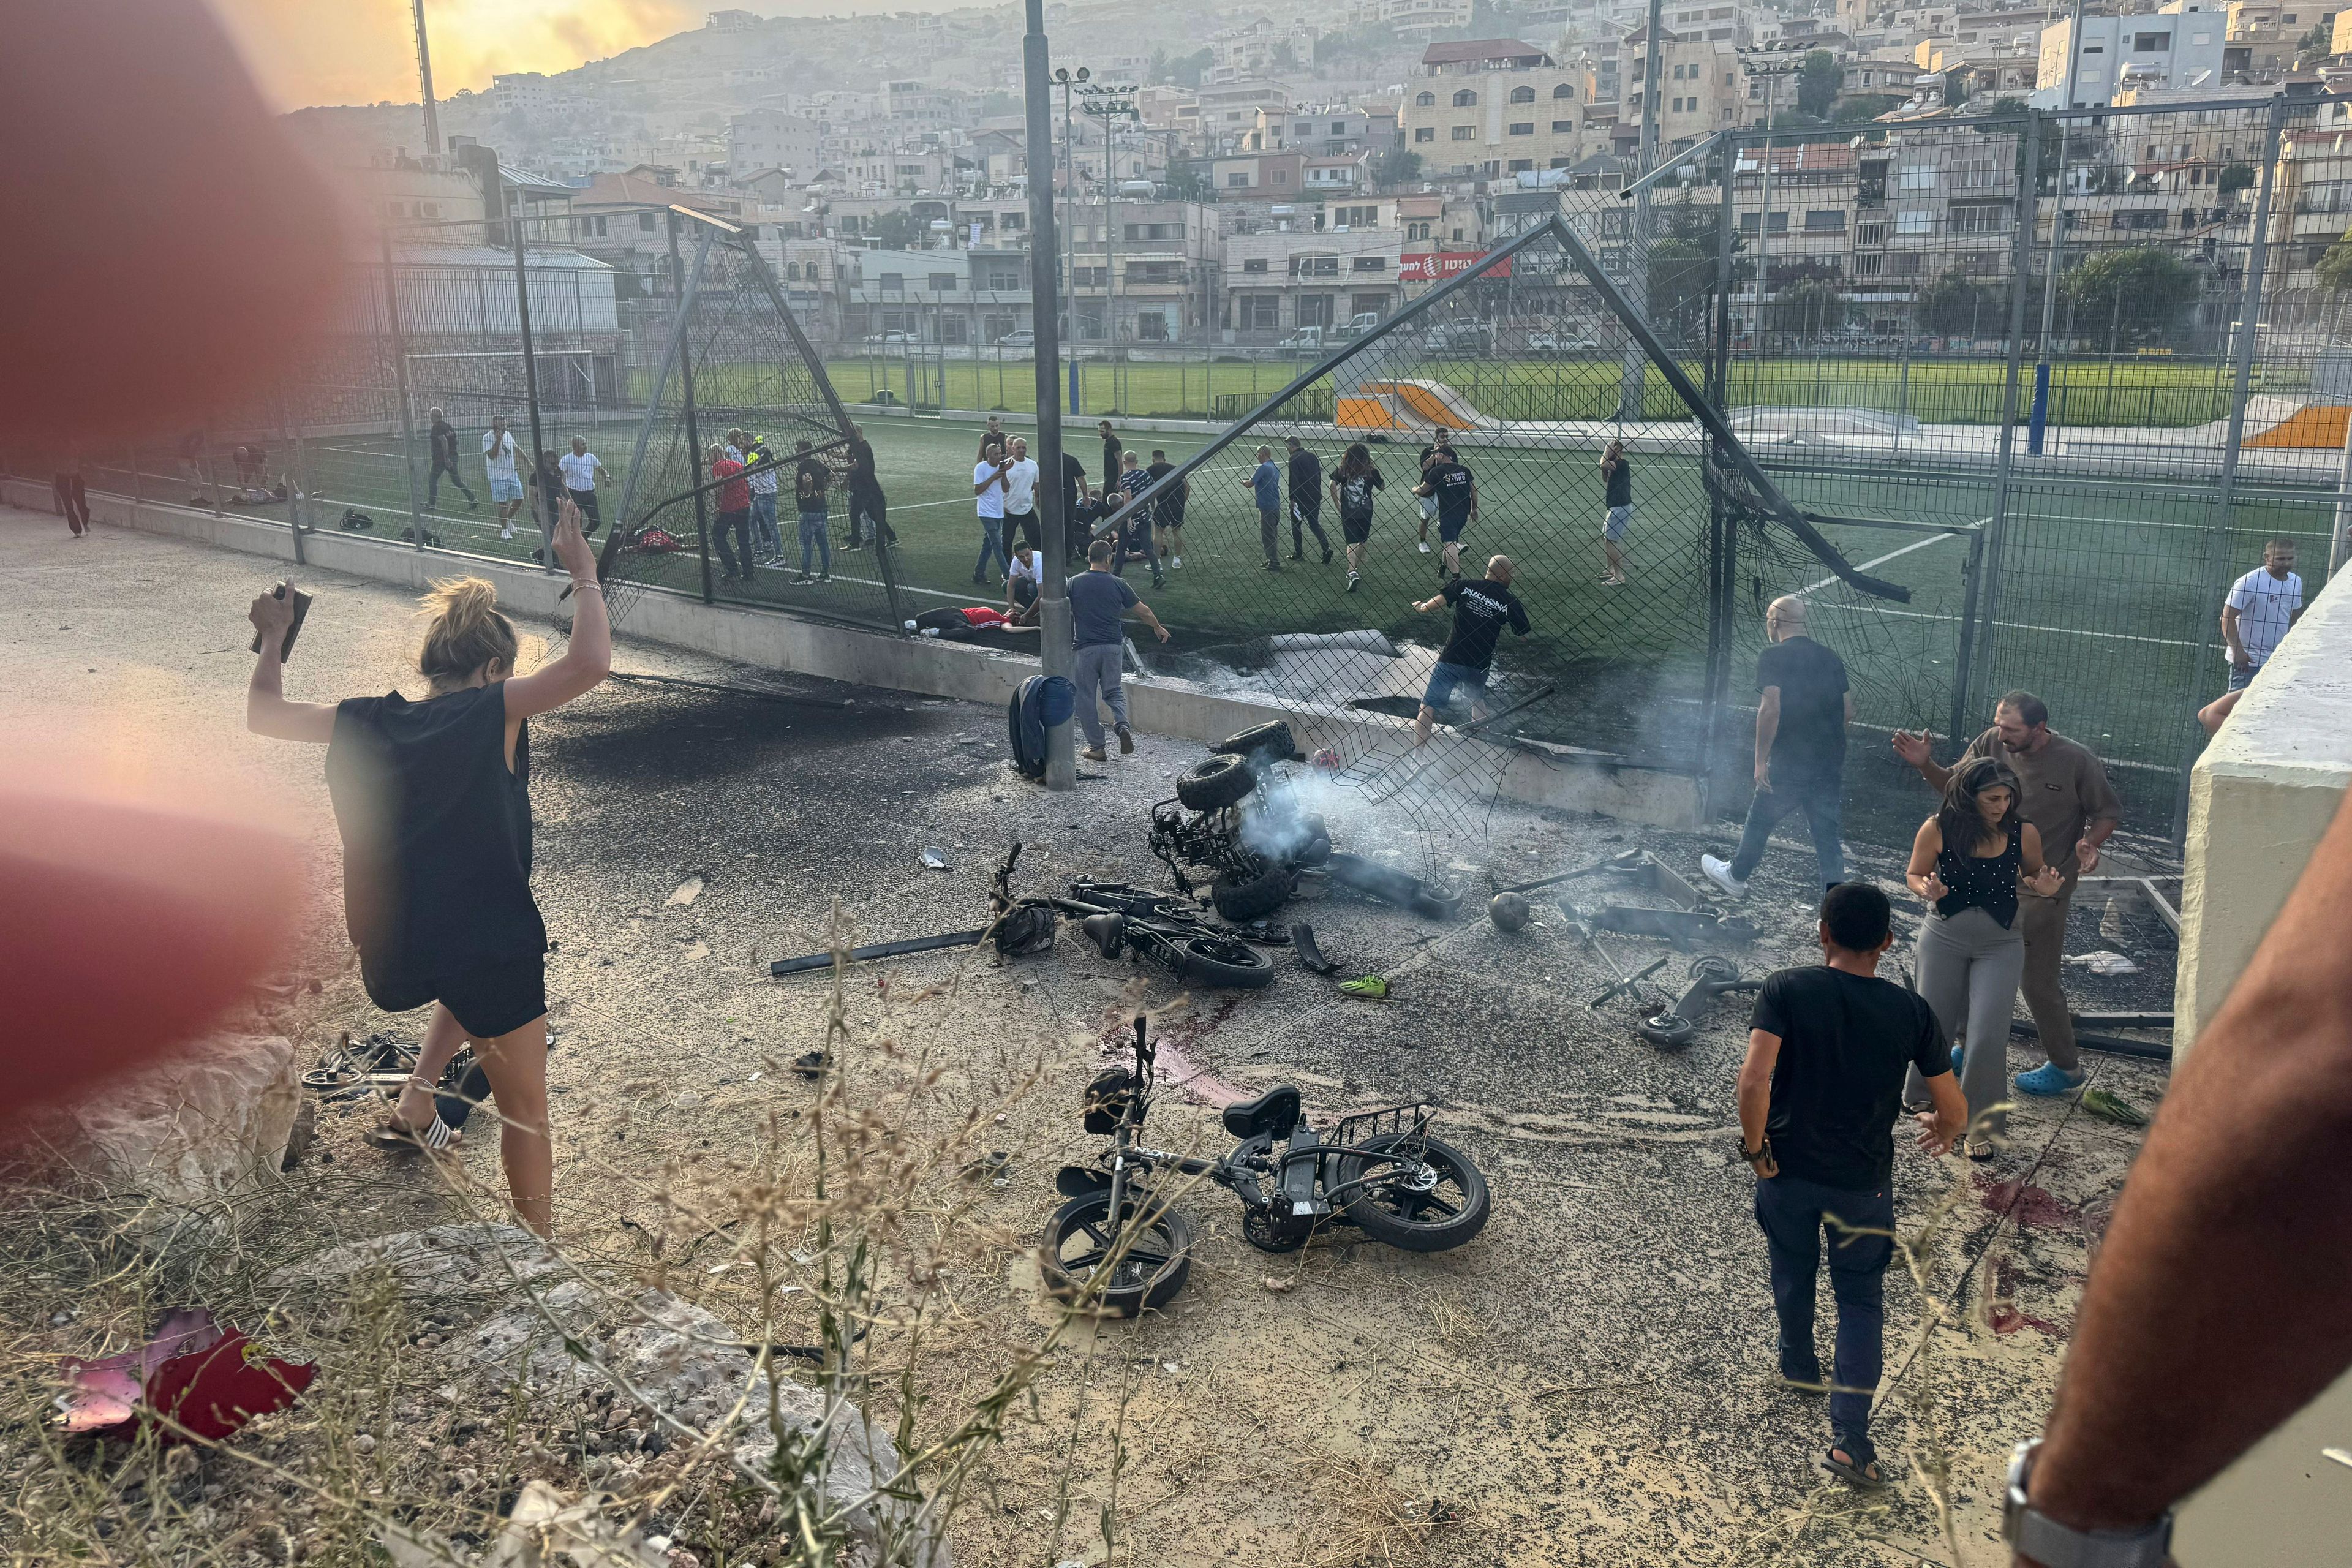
left=1702, top=595, right=1852, bottom=900
left=1890, top=691, right=2122, bottom=1099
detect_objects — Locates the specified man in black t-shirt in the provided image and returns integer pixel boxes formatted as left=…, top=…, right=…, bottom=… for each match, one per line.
left=1703, top=595, right=1853, bottom=897
left=1414, top=452, right=1478, bottom=582
left=843, top=423, right=889, bottom=549
left=1142, top=448, right=1184, bottom=584
left=1060, top=450, right=1088, bottom=563
left=1740, top=883, right=1965, bottom=1488
left=1411, top=555, right=1528, bottom=745
left=426, top=407, right=476, bottom=510
left=1284, top=436, right=1330, bottom=564
left=1414, top=427, right=1456, bottom=552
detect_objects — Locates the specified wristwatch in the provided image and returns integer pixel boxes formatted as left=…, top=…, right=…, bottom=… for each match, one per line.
left=1738, top=1137, right=1769, bottom=1164
left=2004, top=1440, right=2173, bottom=1567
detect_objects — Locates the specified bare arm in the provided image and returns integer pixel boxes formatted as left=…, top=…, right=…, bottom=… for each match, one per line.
left=1753, top=686, right=1780, bottom=789
left=1736, top=1029, right=1781, bottom=1174
left=1905, top=817, right=1950, bottom=903
left=503, top=501, right=611, bottom=719
left=1844, top=690, right=1856, bottom=723
left=2020, top=821, right=2062, bottom=895
left=2220, top=602, right=2247, bottom=666
left=1129, top=599, right=1172, bottom=644
left=1919, top=1069, right=1966, bottom=1153
left=1891, top=728, right=1955, bottom=791
left=244, top=590, right=337, bottom=743
left=2019, top=786, right=2352, bottom=1558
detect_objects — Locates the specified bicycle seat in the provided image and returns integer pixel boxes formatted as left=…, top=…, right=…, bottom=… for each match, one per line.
left=1222, top=1085, right=1302, bottom=1140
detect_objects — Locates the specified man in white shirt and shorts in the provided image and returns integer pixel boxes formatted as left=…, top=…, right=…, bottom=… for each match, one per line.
left=2220, top=537, right=2304, bottom=693
left=483, top=415, right=524, bottom=538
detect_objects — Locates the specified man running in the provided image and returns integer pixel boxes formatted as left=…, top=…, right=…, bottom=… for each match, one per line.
left=483, top=414, right=524, bottom=538
left=1411, top=554, right=1527, bottom=745
left=1286, top=435, right=1330, bottom=565
left=556, top=436, right=608, bottom=537
left=1415, top=426, right=1456, bottom=554
left=427, top=407, right=475, bottom=510
left=1600, top=438, right=1632, bottom=586
left=1414, top=443, right=1477, bottom=581
left=1329, top=442, right=1385, bottom=594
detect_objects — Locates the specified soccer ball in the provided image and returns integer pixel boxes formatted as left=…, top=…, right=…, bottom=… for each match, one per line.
left=1488, top=892, right=1531, bottom=933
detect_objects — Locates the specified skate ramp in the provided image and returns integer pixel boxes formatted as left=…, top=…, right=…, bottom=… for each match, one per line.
left=1359, top=379, right=1498, bottom=432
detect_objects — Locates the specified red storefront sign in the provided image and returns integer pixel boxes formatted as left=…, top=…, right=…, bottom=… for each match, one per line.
left=1399, top=251, right=1511, bottom=282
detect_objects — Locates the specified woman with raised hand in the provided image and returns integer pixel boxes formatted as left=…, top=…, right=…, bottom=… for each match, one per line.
left=1902, top=755, right=2064, bottom=1159
left=245, top=499, right=611, bottom=1235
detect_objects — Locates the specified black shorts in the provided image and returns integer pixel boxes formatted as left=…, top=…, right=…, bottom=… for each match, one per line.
left=1340, top=510, right=1373, bottom=545
left=1437, top=514, right=1470, bottom=544
left=364, top=953, right=548, bottom=1040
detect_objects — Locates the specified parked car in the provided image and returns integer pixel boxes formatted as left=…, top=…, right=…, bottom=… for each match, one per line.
left=1423, top=321, right=1491, bottom=353
left=862, top=331, right=916, bottom=347
left=995, top=328, right=1035, bottom=350
left=1277, top=326, right=1329, bottom=350
left=1333, top=311, right=1382, bottom=342
left=1525, top=331, right=1599, bottom=352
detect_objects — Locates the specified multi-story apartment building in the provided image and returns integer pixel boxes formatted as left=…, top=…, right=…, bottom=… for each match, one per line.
left=1402, top=40, right=1589, bottom=178
left=1627, top=29, right=1745, bottom=146
left=1207, top=19, right=1318, bottom=85
left=729, top=111, right=826, bottom=179
left=1348, top=0, right=1478, bottom=39
left=1210, top=151, right=1310, bottom=195
left=1247, top=107, right=1396, bottom=157
left=2037, top=2, right=2231, bottom=109
left=1660, top=0, right=1782, bottom=47
left=1061, top=198, right=1221, bottom=342
left=1224, top=222, right=1406, bottom=337
left=839, top=246, right=1033, bottom=346
left=1196, top=81, right=1295, bottom=149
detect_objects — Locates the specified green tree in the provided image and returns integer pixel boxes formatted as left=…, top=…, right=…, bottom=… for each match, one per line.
left=1647, top=237, right=1716, bottom=334
left=1835, top=92, right=1902, bottom=122
left=1272, top=38, right=1300, bottom=72
left=1915, top=269, right=1990, bottom=336
left=1370, top=147, right=1423, bottom=189
left=2296, top=17, right=2334, bottom=56
left=1167, top=48, right=1212, bottom=88
left=2316, top=227, right=2352, bottom=292
left=1771, top=276, right=1848, bottom=337
left=2217, top=162, right=2256, bottom=195
left=866, top=209, right=924, bottom=249
left=1795, top=50, right=1844, bottom=119
left=2063, top=245, right=2201, bottom=347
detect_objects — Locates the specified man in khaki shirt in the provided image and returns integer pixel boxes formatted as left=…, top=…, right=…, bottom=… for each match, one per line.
left=1891, top=689, right=2122, bottom=1096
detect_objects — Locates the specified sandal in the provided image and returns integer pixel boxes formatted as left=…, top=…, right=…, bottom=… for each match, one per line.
left=1822, top=1446, right=1887, bottom=1490
left=367, top=1114, right=461, bottom=1152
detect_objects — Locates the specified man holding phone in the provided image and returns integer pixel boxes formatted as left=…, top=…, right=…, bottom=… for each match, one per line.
left=483, top=415, right=524, bottom=540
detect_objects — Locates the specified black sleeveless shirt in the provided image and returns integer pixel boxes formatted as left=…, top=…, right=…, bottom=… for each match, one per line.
left=324, top=682, right=545, bottom=993
left=1934, top=820, right=2021, bottom=929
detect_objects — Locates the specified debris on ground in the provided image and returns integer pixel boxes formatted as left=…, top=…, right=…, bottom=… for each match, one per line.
left=58, top=1308, right=317, bottom=1443
left=665, top=876, right=704, bottom=907
left=922, top=848, right=951, bottom=870
left=380, top=1480, right=666, bottom=1568
left=2081, top=1087, right=2147, bottom=1126
left=2067, top=949, right=2141, bottom=976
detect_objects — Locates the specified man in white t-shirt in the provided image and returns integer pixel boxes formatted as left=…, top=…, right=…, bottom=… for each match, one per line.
left=482, top=415, right=524, bottom=538
left=2220, top=537, right=2304, bottom=692
left=1000, top=435, right=1041, bottom=560
left=556, top=437, right=609, bottom=537
left=971, top=439, right=1011, bottom=586
left=1006, top=540, right=1043, bottom=624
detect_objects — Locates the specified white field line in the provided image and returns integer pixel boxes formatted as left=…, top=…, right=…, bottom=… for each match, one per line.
left=1791, top=527, right=1971, bottom=600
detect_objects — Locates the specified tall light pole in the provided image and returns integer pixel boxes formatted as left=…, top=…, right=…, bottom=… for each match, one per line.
left=1082, top=83, right=1139, bottom=405
left=2029, top=0, right=2087, bottom=456
left=412, top=0, right=442, bottom=157
left=1737, top=43, right=1807, bottom=346
left=1055, top=66, right=1088, bottom=415
left=1023, top=0, right=1077, bottom=790
left=1619, top=0, right=1664, bottom=421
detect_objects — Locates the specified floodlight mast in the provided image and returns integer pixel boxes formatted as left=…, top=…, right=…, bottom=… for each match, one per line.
left=1025, top=0, right=1077, bottom=788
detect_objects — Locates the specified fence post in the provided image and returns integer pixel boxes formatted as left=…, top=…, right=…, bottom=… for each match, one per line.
left=1698, top=130, right=1741, bottom=813
left=2174, top=91, right=2290, bottom=842
left=1953, top=112, right=2044, bottom=746
left=380, top=232, right=427, bottom=551
left=277, top=391, right=309, bottom=567
left=511, top=197, right=552, bottom=573
left=666, top=214, right=716, bottom=606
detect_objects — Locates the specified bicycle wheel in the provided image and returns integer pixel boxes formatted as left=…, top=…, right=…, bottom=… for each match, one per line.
left=1041, top=1193, right=1193, bottom=1316
left=1333, top=1132, right=1490, bottom=1253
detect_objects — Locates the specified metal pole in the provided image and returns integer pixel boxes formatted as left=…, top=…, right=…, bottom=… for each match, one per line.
left=667, top=214, right=717, bottom=606
left=1025, top=0, right=1077, bottom=790
left=1754, top=75, right=1777, bottom=339
left=1063, top=79, right=1080, bottom=417
left=510, top=189, right=552, bottom=571
left=380, top=230, right=428, bottom=550
left=2176, top=92, right=2290, bottom=840
left=2332, top=402, right=2352, bottom=576
left=412, top=0, right=442, bottom=158
left=1954, top=113, right=2046, bottom=744
left=2029, top=0, right=2086, bottom=456
left=1106, top=111, right=1120, bottom=403
left=1699, top=130, right=1740, bottom=812
left=277, top=391, right=308, bottom=567
left=1619, top=0, right=1665, bottom=422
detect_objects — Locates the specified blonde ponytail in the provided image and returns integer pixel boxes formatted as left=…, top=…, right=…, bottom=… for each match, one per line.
left=417, top=575, right=518, bottom=685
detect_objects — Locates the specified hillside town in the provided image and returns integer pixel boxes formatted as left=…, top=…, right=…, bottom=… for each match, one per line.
left=290, top=0, right=2352, bottom=352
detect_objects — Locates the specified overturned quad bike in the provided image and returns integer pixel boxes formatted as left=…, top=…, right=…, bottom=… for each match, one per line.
left=1153, top=721, right=1460, bottom=924
left=1043, top=1017, right=1490, bottom=1315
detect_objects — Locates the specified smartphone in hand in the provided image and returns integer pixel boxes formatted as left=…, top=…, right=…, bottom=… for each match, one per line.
left=249, top=581, right=312, bottom=662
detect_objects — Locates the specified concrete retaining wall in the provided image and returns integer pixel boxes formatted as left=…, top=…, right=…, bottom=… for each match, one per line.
left=3, top=477, right=1702, bottom=830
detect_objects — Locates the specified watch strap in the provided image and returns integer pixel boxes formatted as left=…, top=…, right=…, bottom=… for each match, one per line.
left=2011, top=1507, right=2172, bottom=1568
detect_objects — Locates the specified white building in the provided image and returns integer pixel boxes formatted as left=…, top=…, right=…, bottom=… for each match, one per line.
left=2036, top=1, right=2230, bottom=109
left=729, top=111, right=826, bottom=179
left=491, top=73, right=558, bottom=115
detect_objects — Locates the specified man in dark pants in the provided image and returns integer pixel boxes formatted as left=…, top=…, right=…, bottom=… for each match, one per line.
left=1740, top=882, right=1967, bottom=1489
left=1284, top=435, right=1330, bottom=564
left=1703, top=594, right=1853, bottom=897
left=844, top=423, right=891, bottom=548
left=426, top=407, right=475, bottom=510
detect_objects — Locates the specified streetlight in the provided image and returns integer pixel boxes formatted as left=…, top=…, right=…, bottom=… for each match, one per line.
left=1736, top=42, right=1809, bottom=346
left=1054, top=65, right=1088, bottom=414
left=1080, top=81, right=1139, bottom=409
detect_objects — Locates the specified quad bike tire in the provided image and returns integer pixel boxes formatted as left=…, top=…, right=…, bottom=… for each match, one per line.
left=1334, top=1131, right=1491, bottom=1253
left=1041, top=1192, right=1194, bottom=1316
left=1211, top=720, right=1297, bottom=760
left=1175, top=753, right=1257, bottom=811
left=1212, top=861, right=1293, bottom=923
left=1174, top=932, right=1275, bottom=989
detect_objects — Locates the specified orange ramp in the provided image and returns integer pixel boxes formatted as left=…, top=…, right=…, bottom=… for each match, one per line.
left=2245, top=404, right=2351, bottom=449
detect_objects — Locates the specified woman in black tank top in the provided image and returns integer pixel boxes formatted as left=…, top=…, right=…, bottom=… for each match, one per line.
left=244, top=500, right=611, bottom=1235
left=1902, top=757, right=2065, bottom=1156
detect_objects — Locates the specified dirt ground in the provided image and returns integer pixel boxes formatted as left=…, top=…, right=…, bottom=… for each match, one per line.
left=2, top=503, right=2178, bottom=1567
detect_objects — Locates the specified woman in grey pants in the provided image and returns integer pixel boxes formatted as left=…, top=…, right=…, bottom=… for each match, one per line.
left=1903, top=757, right=2065, bottom=1157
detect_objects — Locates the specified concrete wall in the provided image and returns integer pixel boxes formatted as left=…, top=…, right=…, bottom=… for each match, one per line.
left=2166, top=560, right=2352, bottom=1564
left=2173, top=562, right=2352, bottom=1054
left=2, top=478, right=1703, bottom=831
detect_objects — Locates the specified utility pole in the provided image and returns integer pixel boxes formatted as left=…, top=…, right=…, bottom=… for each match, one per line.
left=1737, top=45, right=1806, bottom=344
left=2029, top=0, right=2087, bottom=455
left=1082, top=84, right=1139, bottom=405
left=1618, top=0, right=1665, bottom=421
left=1025, top=0, right=1077, bottom=790
left=412, top=0, right=442, bottom=157
left=1055, top=67, right=1088, bottom=415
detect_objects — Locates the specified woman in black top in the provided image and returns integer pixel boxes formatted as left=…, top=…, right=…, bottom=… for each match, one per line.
left=245, top=500, right=611, bottom=1235
left=1328, top=442, right=1384, bottom=593
left=1902, top=756, right=2063, bottom=1156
